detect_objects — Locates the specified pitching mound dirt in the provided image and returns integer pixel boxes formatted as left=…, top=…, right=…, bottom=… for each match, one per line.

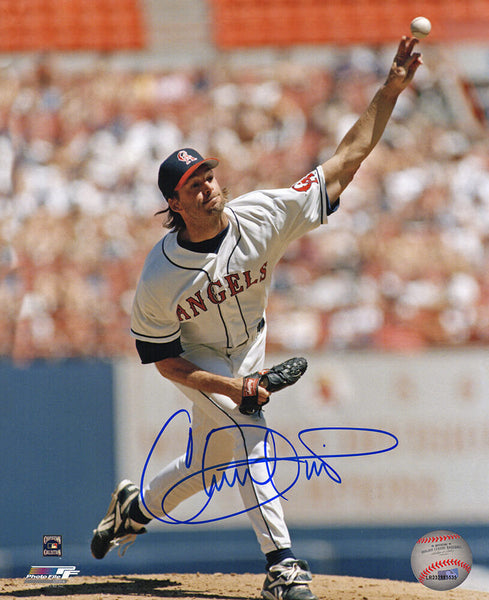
left=1, top=572, right=487, bottom=599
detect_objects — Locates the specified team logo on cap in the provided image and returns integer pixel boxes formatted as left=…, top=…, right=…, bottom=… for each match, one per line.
left=177, top=150, right=198, bottom=165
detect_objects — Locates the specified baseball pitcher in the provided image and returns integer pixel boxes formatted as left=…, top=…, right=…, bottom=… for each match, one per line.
left=91, top=37, right=422, bottom=600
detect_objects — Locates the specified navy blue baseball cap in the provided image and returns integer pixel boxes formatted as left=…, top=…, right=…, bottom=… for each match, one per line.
left=158, top=148, right=219, bottom=200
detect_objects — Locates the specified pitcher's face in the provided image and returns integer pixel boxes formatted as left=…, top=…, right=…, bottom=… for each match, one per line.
left=169, top=166, right=226, bottom=224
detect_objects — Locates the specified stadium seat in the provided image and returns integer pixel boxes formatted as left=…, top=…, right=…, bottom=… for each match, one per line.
left=0, top=0, right=144, bottom=51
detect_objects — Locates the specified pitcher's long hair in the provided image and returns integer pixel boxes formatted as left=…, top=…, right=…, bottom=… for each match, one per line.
left=155, top=204, right=185, bottom=233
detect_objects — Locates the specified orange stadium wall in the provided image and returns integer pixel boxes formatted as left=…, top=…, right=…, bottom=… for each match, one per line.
left=210, top=0, right=489, bottom=48
left=2, top=1, right=489, bottom=53
left=0, top=0, right=145, bottom=51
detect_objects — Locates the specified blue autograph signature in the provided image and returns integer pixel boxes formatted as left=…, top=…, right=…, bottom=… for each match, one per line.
left=140, top=409, right=398, bottom=525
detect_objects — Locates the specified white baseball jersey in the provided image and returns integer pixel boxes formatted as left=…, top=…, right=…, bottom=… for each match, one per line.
left=131, top=165, right=334, bottom=353
left=131, top=164, right=338, bottom=556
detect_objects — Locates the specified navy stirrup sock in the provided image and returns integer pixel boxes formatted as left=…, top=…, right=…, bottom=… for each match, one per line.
left=128, top=498, right=151, bottom=525
left=266, top=548, right=296, bottom=569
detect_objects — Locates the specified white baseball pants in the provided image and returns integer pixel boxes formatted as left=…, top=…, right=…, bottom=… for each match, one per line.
left=139, top=326, right=292, bottom=555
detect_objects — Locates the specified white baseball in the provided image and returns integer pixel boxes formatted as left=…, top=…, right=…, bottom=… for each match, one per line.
left=411, top=530, right=472, bottom=591
left=410, top=16, right=432, bottom=39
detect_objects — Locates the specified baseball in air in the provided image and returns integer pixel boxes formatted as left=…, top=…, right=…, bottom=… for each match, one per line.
left=411, top=530, right=472, bottom=591
left=410, top=16, right=431, bottom=39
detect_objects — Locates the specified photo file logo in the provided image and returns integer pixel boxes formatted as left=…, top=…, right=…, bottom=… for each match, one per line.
left=25, top=566, right=79, bottom=583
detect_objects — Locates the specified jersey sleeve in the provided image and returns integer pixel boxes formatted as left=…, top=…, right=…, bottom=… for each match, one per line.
left=130, top=277, right=181, bottom=344
left=230, top=165, right=339, bottom=249
left=283, top=165, right=339, bottom=236
left=289, top=165, right=339, bottom=224
left=274, top=165, right=339, bottom=244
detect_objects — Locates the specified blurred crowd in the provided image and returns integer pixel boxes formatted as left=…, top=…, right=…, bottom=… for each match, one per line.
left=1, top=46, right=489, bottom=362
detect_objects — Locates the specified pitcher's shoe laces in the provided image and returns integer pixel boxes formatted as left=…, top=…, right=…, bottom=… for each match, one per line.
left=261, top=558, right=318, bottom=600
left=91, top=479, right=147, bottom=560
